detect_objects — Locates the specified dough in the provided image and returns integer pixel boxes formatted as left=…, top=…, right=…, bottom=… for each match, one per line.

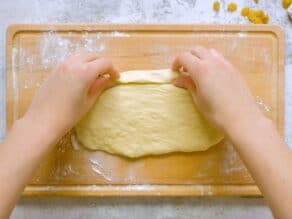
left=75, top=69, right=224, bottom=158
left=288, top=5, right=292, bottom=20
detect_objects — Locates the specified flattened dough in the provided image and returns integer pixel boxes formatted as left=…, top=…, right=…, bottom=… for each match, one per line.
left=75, top=69, right=224, bottom=158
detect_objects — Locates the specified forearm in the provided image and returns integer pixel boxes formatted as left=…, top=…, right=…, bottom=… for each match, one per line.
left=0, top=54, right=116, bottom=218
left=226, top=116, right=292, bottom=219
left=0, top=118, right=56, bottom=218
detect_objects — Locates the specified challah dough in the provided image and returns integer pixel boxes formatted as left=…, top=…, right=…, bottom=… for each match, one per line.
left=75, top=69, right=223, bottom=158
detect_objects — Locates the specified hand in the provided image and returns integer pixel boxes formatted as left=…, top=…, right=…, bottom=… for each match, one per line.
left=23, top=54, right=119, bottom=141
left=172, top=46, right=264, bottom=132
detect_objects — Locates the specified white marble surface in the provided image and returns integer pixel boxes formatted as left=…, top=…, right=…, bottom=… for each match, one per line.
left=1, top=0, right=291, bottom=218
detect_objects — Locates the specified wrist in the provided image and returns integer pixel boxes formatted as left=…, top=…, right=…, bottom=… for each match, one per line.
left=224, top=114, right=276, bottom=142
left=12, top=116, right=59, bottom=149
left=223, top=113, right=274, bottom=141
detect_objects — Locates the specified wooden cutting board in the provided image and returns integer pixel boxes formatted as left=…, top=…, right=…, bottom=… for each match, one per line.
left=6, top=24, right=284, bottom=196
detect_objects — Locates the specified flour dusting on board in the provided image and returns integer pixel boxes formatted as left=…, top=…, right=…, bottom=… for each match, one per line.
left=109, top=31, right=130, bottom=37
left=71, top=133, right=141, bottom=183
left=221, top=140, right=246, bottom=175
left=89, top=158, right=113, bottom=182
left=238, top=32, right=248, bottom=38
left=70, top=133, right=81, bottom=151
left=40, top=31, right=71, bottom=68
left=39, top=31, right=110, bottom=68
left=126, top=161, right=145, bottom=182
left=18, top=48, right=35, bottom=73
left=62, top=163, right=80, bottom=177
left=11, top=48, right=19, bottom=121
left=38, top=30, right=132, bottom=69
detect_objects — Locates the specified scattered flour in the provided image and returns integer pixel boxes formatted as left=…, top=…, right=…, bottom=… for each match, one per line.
left=11, top=48, right=19, bottom=121
left=11, top=47, right=42, bottom=92
left=221, top=140, right=246, bottom=175
left=18, top=48, right=34, bottom=73
left=39, top=31, right=107, bottom=69
left=255, top=96, right=271, bottom=113
left=61, top=163, right=80, bottom=177
left=229, top=38, right=239, bottom=52
left=89, top=158, right=113, bottom=182
left=238, top=31, right=248, bottom=38
left=126, top=161, right=144, bottom=182
left=119, top=185, right=154, bottom=191
left=71, top=133, right=81, bottom=151
left=40, top=31, right=71, bottom=68
left=109, top=31, right=130, bottom=37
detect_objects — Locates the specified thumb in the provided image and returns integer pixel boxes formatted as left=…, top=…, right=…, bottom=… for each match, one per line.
left=173, top=75, right=196, bottom=94
left=173, top=75, right=200, bottom=106
left=88, top=77, right=115, bottom=101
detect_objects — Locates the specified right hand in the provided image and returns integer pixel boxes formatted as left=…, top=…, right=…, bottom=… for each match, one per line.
left=172, top=46, right=265, bottom=132
left=23, top=54, right=119, bottom=142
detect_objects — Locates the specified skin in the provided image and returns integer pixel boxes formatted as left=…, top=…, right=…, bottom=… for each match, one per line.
left=0, top=54, right=119, bottom=218
left=0, top=47, right=291, bottom=218
left=172, top=47, right=292, bottom=219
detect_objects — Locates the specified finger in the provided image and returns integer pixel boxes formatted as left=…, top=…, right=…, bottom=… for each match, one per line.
left=88, top=77, right=115, bottom=97
left=209, top=48, right=224, bottom=58
left=70, top=53, right=99, bottom=62
left=173, top=75, right=196, bottom=94
left=210, top=49, right=234, bottom=68
left=172, top=52, right=200, bottom=73
left=83, top=53, right=99, bottom=62
left=86, top=58, right=120, bottom=81
left=190, top=46, right=210, bottom=59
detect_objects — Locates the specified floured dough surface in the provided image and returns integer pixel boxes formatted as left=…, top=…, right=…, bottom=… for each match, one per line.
left=75, top=69, right=223, bottom=158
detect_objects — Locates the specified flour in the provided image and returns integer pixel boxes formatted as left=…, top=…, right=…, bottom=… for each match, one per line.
left=229, top=39, right=239, bottom=52
left=224, top=166, right=245, bottom=175
left=109, top=31, right=130, bottom=37
left=62, top=163, right=80, bottom=177
left=39, top=31, right=71, bottom=69
left=126, top=161, right=144, bottom=182
left=39, top=31, right=107, bottom=69
left=71, top=133, right=81, bottom=151
left=11, top=48, right=19, bottom=121
left=18, top=48, right=34, bottom=73
left=51, top=162, right=81, bottom=180
left=91, top=165, right=112, bottom=182
left=89, top=158, right=113, bottom=182
left=80, top=32, right=106, bottom=52
left=119, top=185, right=153, bottom=191
left=255, top=96, right=270, bottom=113
left=221, top=140, right=245, bottom=175
left=11, top=47, right=42, bottom=92
left=238, top=32, right=248, bottom=38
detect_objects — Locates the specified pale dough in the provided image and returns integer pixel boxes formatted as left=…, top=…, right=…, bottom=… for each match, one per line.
left=75, top=69, right=224, bottom=158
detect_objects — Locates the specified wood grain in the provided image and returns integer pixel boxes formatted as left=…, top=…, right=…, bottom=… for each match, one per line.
left=6, top=24, right=284, bottom=196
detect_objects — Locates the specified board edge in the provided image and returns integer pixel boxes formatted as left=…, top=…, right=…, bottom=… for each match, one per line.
left=22, top=185, right=262, bottom=197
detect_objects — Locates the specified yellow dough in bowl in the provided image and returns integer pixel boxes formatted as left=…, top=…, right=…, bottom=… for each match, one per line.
left=75, top=69, right=224, bottom=158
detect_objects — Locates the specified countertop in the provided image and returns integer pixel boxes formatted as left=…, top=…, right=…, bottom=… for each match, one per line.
left=0, top=0, right=291, bottom=218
